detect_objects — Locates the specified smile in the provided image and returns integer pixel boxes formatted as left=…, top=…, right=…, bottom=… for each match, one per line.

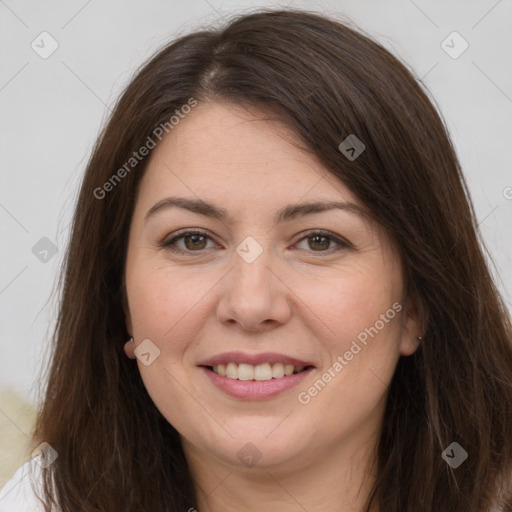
left=201, top=365, right=314, bottom=400
left=210, top=362, right=308, bottom=381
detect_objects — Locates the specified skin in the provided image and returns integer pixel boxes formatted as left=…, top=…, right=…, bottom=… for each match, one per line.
left=123, top=101, right=421, bottom=512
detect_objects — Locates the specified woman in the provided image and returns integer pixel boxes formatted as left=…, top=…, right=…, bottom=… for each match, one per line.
left=1, top=8, right=511, bottom=512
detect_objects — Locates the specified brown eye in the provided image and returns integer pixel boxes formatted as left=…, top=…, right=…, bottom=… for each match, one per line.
left=295, top=230, right=351, bottom=253
left=183, top=234, right=208, bottom=250
left=307, top=235, right=332, bottom=251
left=162, top=229, right=351, bottom=255
left=162, top=230, right=216, bottom=253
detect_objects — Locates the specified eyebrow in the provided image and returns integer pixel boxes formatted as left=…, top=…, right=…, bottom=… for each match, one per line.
left=144, top=196, right=369, bottom=225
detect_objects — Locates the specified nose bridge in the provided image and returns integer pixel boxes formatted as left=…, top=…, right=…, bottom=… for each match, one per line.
left=234, top=248, right=272, bottom=293
left=231, top=240, right=276, bottom=306
left=217, top=237, right=292, bottom=330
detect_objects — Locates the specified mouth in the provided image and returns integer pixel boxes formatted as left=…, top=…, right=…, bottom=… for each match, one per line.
left=205, top=362, right=313, bottom=381
left=198, top=352, right=315, bottom=400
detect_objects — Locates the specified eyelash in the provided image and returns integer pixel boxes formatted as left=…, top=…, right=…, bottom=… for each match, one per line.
left=160, top=229, right=352, bottom=255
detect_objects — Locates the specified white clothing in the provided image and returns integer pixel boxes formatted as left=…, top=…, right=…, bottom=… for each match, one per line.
left=0, top=457, right=46, bottom=512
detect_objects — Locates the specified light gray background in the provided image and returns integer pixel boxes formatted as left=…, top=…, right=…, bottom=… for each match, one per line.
left=1, top=0, right=511, bottom=406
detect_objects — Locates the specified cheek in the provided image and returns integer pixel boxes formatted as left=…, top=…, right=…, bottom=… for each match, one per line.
left=291, top=264, right=403, bottom=419
left=126, top=262, right=225, bottom=362
left=294, top=262, right=401, bottom=356
left=294, top=281, right=402, bottom=441
left=125, top=265, right=215, bottom=432
left=128, top=263, right=190, bottom=331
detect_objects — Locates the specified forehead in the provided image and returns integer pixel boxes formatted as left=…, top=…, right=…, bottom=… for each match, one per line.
left=138, top=101, right=361, bottom=210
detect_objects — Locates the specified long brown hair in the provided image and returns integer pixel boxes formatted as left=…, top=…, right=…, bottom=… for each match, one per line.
left=30, top=8, right=512, bottom=511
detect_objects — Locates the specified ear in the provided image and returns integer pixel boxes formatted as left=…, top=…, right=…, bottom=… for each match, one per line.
left=122, top=286, right=136, bottom=359
left=399, top=293, right=425, bottom=356
left=123, top=338, right=136, bottom=359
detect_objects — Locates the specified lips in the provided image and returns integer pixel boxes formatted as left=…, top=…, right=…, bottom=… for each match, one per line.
left=198, top=351, right=315, bottom=399
left=198, top=351, right=314, bottom=368
left=201, top=365, right=314, bottom=400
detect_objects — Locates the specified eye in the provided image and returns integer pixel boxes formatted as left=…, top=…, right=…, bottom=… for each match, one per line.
left=161, top=230, right=218, bottom=253
left=293, top=230, right=351, bottom=253
left=161, top=229, right=351, bottom=255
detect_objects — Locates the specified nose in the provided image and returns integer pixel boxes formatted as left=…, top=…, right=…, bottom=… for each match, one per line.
left=216, top=246, right=293, bottom=333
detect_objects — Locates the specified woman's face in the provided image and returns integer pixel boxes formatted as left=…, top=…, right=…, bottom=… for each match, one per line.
left=124, top=101, right=420, bottom=472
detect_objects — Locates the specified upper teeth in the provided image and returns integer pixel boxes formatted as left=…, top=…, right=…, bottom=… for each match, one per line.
left=212, top=362, right=305, bottom=381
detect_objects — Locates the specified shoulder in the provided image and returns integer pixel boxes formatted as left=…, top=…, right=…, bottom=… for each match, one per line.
left=0, top=456, right=48, bottom=512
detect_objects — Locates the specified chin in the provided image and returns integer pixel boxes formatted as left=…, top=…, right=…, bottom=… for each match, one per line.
left=209, top=424, right=313, bottom=470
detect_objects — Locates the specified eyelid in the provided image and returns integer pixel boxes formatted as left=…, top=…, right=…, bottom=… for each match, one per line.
left=294, top=229, right=352, bottom=251
left=160, top=228, right=352, bottom=254
left=161, top=228, right=219, bottom=251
